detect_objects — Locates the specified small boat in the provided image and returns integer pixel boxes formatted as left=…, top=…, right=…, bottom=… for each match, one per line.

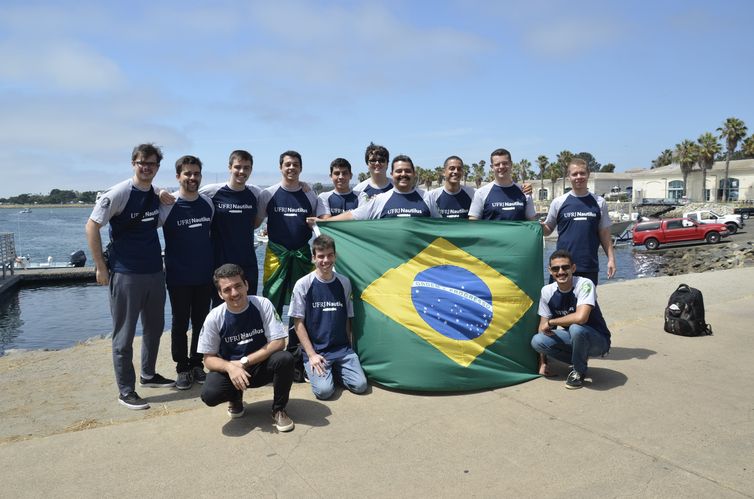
left=19, top=208, right=32, bottom=214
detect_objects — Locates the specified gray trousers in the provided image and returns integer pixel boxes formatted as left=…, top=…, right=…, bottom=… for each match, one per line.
left=109, top=272, right=166, bottom=396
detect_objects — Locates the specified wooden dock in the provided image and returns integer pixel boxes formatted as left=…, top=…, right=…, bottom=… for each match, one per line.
left=0, top=266, right=95, bottom=296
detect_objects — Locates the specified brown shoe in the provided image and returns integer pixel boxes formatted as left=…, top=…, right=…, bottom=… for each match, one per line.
left=272, top=409, right=294, bottom=432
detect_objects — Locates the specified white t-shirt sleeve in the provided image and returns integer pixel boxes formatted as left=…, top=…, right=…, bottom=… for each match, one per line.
left=197, top=305, right=225, bottom=355
left=574, top=277, right=597, bottom=307
left=288, top=275, right=311, bottom=319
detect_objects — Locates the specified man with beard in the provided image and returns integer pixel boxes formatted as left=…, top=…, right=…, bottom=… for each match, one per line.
left=159, top=155, right=214, bottom=390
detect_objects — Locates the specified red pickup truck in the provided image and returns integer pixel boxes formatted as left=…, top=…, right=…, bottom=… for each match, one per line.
left=632, top=218, right=729, bottom=250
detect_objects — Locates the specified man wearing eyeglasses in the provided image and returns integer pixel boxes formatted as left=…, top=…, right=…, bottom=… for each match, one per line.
left=354, top=142, right=393, bottom=198
left=531, top=250, right=611, bottom=389
left=86, top=143, right=175, bottom=410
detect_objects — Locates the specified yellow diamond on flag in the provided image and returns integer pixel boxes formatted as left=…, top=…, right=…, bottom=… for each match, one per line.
left=361, top=237, right=533, bottom=367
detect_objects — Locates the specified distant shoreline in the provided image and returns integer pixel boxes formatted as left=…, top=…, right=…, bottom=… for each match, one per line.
left=0, top=204, right=94, bottom=209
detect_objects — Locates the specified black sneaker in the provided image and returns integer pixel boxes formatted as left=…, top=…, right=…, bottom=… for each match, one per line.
left=191, top=366, right=206, bottom=384
left=227, top=398, right=245, bottom=419
left=118, top=391, right=150, bottom=410
left=139, top=373, right=176, bottom=388
left=175, top=371, right=192, bottom=390
left=565, top=370, right=583, bottom=389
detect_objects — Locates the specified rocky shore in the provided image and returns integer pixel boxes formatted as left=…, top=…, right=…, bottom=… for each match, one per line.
left=632, top=202, right=754, bottom=276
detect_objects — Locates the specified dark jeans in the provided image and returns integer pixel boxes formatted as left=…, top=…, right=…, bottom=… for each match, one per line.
left=168, top=283, right=213, bottom=373
left=201, top=350, right=294, bottom=412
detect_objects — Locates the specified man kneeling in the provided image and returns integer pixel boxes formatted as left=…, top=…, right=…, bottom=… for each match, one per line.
left=531, top=250, right=611, bottom=389
left=290, top=235, right=368, bottom=399
left=198, top=264, right=295, bottom=431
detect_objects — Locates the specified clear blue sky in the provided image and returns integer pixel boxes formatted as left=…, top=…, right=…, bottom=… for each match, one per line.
left=1, top=0, right=753, bottom=197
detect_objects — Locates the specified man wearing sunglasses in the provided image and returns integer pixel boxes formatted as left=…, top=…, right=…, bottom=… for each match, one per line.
left=531, top=250, right=611, bottom=389
left=354, top=142, right=393, bottom=198
left=86, top=143, right=175, bottom=410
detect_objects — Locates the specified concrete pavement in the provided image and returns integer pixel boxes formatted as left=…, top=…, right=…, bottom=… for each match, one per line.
left=0, top=268, right=752, bottom=497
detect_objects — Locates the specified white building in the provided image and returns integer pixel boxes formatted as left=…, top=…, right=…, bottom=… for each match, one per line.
left=630, top=159, right=754, bottom=202
left=534, top=172, right=634, bottom=201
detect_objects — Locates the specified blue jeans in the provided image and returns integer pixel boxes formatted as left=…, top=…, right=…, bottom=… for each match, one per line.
left=304, top=352, right=368, bottom=400
left=530, top=324, right=610, bottom=375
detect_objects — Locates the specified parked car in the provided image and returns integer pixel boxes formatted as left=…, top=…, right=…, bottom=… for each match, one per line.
left=733, top=206, right=754, bottom=220
left=683, top=209, right=743, bottom=234
left=632, top=218, right=729, bottom=250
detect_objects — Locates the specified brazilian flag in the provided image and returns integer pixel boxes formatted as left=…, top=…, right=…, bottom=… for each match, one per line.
left=318, top=218, right=543, bottom=392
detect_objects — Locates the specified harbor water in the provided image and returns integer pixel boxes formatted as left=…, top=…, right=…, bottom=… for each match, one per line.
left=0, top=207, right=655, bottom=355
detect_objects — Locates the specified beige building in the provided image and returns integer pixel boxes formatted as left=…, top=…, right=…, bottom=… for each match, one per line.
left=534, top=172, right=634, bottom=201
left=629, top=159, right=754, bottom=202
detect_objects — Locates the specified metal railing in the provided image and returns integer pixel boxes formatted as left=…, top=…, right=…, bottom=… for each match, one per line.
left=1, top=232, right=16, bottom=278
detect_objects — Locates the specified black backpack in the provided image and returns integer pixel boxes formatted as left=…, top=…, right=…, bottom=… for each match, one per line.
left=664, top=284, right=712, bottom=337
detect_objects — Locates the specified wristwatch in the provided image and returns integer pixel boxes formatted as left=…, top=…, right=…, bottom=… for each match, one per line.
left=240, top=356, right=249, bottom=366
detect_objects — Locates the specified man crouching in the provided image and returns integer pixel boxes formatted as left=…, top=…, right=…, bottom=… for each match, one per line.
left=531, top=250, right=611, bottom=389
left=198, top=264, right=295, bottom=432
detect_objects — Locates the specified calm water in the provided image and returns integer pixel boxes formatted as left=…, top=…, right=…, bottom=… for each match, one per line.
left=0, top=207, right=653, bottom=355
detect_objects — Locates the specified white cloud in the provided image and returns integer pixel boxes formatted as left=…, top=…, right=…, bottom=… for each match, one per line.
left=522, top=18, right=624, bottom=58
left=0, top=39, right=124, bottom=92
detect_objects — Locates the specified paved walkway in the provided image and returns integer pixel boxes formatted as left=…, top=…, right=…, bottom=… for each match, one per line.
left=0, top=268, right=752, bottom=497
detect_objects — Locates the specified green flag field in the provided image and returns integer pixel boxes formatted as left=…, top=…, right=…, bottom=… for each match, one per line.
left=318, top=218, right=543, bottom=391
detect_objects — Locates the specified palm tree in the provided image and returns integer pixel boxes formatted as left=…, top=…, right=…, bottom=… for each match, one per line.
left=434, top=165, right=445, bottom=187
left=652, top=149, right=673, bottom=169
left=743, top=136, right=754, bottom=158
left=696, top=132, right=721, bottom=201
left=357, top=172, right=368, bottom=183
left=472, top=161, right=486, bottom=188
left=673, top=140, right=699, bottom=198
left=537, top=155, right=548, bottom=201
left=717, top=117, right=748, bottom=201
left=556, top=150, right=573, bottom=193
left=518, top=158, right=532, bottom=182
left=548, top=164, right=559, bottom=197
left=462, top=163, right=470, bottom=185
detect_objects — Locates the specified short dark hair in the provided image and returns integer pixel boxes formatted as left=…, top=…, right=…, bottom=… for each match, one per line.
left=279, top=150, right=302, bottom=168
left=131, top=143, right=163, bottom=163
left=312, top=234, right=336, bottom=256
left=213, top=263, right=246, bottom=290
left=568, top=158, right=589, bottom=175
left=391, top=154, right=414, bottom=172
left=444, top=155, right=463, bottom=168
left=330, top=158, right=352, bottom=174
left=490, top=148, right=512, bottom=162
left=365, top=142, right=389, bottom=165
left=549, top=249, right=573, bottom=264
left=174, top=155, right=203, bottom=175
left=228, top=150, right=253, bottom=167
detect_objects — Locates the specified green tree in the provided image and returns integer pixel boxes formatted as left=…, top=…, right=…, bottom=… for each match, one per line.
left=516, top=158, right=533, bottom=182
left=673, top=139, right=699, bottom=198
left=742, top=136, right=754, bottom=158
left=652, top=149, right=673, bottom=169
left=696, top=132, right=721, bottom=201
left=80, top=191, right=98, bottom=203
left=433, top=165, right=445, bottom=187
left=462, top=163, right=470, bottom=185
left=717, top=117, right=748, bottom=201
left=311, top=182, right=324, bottom=194
left=575, top=152, right=601, bottom=172
left=472, top=160, right=486, bottom=188
left=357, top=172, right=368, bottom=183
left=600, top=163, right=616, bottom=172
left=536, top=155, right=549, bottom=200
left=556, top=150, right=573, bottom=193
